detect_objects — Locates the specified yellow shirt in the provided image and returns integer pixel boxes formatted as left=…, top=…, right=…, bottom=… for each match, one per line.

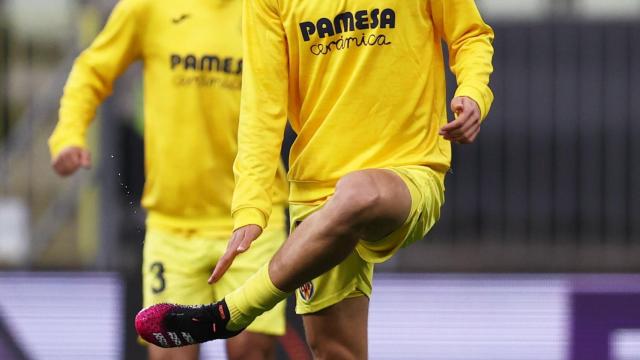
left=49, top=0, right=287, bottom=233
left=232, top=0, right=494, bottom=229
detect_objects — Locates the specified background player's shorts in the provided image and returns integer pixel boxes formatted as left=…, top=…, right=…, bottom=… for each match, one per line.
left=291, top=165, right=445, bottom=314
left=142, top=221, right=287, bottom=337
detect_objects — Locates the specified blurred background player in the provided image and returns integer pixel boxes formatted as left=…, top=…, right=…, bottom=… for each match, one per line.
left=47, top=0, right=288, bottom=359
left=137, top=0, right=493, bottom=358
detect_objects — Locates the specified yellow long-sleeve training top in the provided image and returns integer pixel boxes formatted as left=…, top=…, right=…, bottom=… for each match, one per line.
left=49, top=0, right=287, bottom=233
left=232, top=0, right=494, bottom=229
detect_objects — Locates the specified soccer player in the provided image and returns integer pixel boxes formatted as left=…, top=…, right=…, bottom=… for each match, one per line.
left=48, top=0, right=289, bottom=359
left=137, top=0, right=494, bottom=358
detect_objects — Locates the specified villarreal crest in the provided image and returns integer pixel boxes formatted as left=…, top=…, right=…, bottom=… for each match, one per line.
left=298, top=281, right=314, bottom=303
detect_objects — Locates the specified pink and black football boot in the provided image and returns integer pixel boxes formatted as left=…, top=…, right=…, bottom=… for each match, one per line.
left=135, top=300, right=243, bottom=348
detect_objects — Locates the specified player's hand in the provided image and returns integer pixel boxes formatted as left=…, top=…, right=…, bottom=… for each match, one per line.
left=439, top=96, right=482, bottom=144
left=208, top=224, right=263, bottom=284
left=52, top=146, right=92, bottom=177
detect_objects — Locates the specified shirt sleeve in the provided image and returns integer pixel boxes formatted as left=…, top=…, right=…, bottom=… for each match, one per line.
left=48, top=0, right=144, bottom=158
left=430, top=0, right=495, bottom=121
left=231, top=0, right=289, bottom=230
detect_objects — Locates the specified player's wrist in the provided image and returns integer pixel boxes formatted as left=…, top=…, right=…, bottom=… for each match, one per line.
left=232, top=207, right=267, bottom=231
left=49, top=137, right=87, bottom=160
left=454, top=84, right=492, bottom=122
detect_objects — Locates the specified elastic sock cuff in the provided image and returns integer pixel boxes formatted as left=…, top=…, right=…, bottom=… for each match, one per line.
left=224, top=264, right=288, bottom=331
left=262, top=266, right=288, bottom=299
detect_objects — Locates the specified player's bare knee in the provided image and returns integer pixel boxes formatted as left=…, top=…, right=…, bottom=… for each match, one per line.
left=333, top=172, right=382, bottom=223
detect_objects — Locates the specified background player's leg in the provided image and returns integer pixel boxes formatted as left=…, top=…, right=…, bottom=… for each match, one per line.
left=269, top=169, right=412, bottom=292
left=142, top=229, right=222, bottom=358
left=226, top=332, right=277, bottom=360
left=220, top=226, right=286, bottom=360
left=148, top=344, right=199, bottom=360
left=303, top=296, right=369, bottom=360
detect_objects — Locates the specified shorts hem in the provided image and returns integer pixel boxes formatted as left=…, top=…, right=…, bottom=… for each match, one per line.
left=295, top=282, right=370, bottom=315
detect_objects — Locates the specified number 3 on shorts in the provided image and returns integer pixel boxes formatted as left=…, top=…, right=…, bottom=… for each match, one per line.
left=150, top=262, right=166, bottom=294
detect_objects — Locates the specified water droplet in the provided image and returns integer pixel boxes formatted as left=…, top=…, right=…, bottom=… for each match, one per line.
left=110, top=154, right=115, bottom=158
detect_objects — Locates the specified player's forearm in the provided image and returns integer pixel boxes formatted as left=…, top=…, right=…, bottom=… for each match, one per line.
left=49, top=56, right=114, bottom=159
left=231, top=0, right=289, bottom=230
left=231, top=109, right=288, bottom=230
left=451, top=30, right=494, bottom=121
left=231, top=139, right=286, bottom=230
left=440, top=0, right=495, bottom=120
left=51, top=0, right=142, bottom=159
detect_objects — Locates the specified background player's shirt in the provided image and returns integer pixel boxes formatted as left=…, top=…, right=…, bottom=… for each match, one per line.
left=49, top=0, right=287, bottom=233
left=232, top=0, right=494, bottom=229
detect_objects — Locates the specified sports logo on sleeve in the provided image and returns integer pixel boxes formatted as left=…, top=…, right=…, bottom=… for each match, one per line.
left=298, top=281, right=315, bottom=303
left=299, top=9, right=396, bottom=56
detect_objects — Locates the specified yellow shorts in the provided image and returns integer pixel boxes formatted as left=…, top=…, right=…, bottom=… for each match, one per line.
left=291, top=165, right=444, bottom=314
left=142, top=223, right=287, bottom=336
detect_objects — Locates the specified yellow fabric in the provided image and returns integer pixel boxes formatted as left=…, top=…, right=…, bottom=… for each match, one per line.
left=142, top=221, right=287, bottom=336
left=357, top=166, right=444, bottom=263
left=224, top=263, right=289, bottom=332
left=232, top=0, right=494, bottom=229
left=291, top=165, right=444, bottom=314
left=48, top=0, right=288, bottom=233
left=294, top=251, right=373, bottom=315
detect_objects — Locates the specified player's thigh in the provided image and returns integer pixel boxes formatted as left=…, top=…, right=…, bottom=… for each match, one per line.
left=142, top=227, right=217, bottom=306
left=303, top=296, right=369, bottom=360
left=215, top=226, right=287, bottom=336
left=356, top=165, right=445, bottom=264
left=330, top=168, right=412, bottom=242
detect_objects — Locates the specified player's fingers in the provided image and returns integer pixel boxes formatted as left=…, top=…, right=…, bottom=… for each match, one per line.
left=52, top=155, right=65, bottom=174
left=456, top=124, right=481, bottom=144
left=446, top=117, right=476, bottom=138
left=440, top=110, right=470, bottom=134
left=236, top=233, right=253, bottom=252
left=209, top=231, right=243, bottom=283
left=52, top=161, right=68, bottom=176
left=446, top=116, right=478, bottom=143
left=461, top=97, right=482, bottom=125
left=73, top=149, right=83, bottom=163
left=56, top=155, right=77, bottom=176
left=65, top=155, right=82, bottom=173
left=80, top=150, right=92, bottom=169
left=236, top=225, right=262, bottom=252
left=457, top=107, right=480, bottom=133
left=439, top=117, right=465, bottom=134
left=53, top=147, right=91, bottom=176
left=450, top=97, right=464, bottom=115
left=209, top=250, right=238, bottom=284
left=468, top=126, right=482, bottom=143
